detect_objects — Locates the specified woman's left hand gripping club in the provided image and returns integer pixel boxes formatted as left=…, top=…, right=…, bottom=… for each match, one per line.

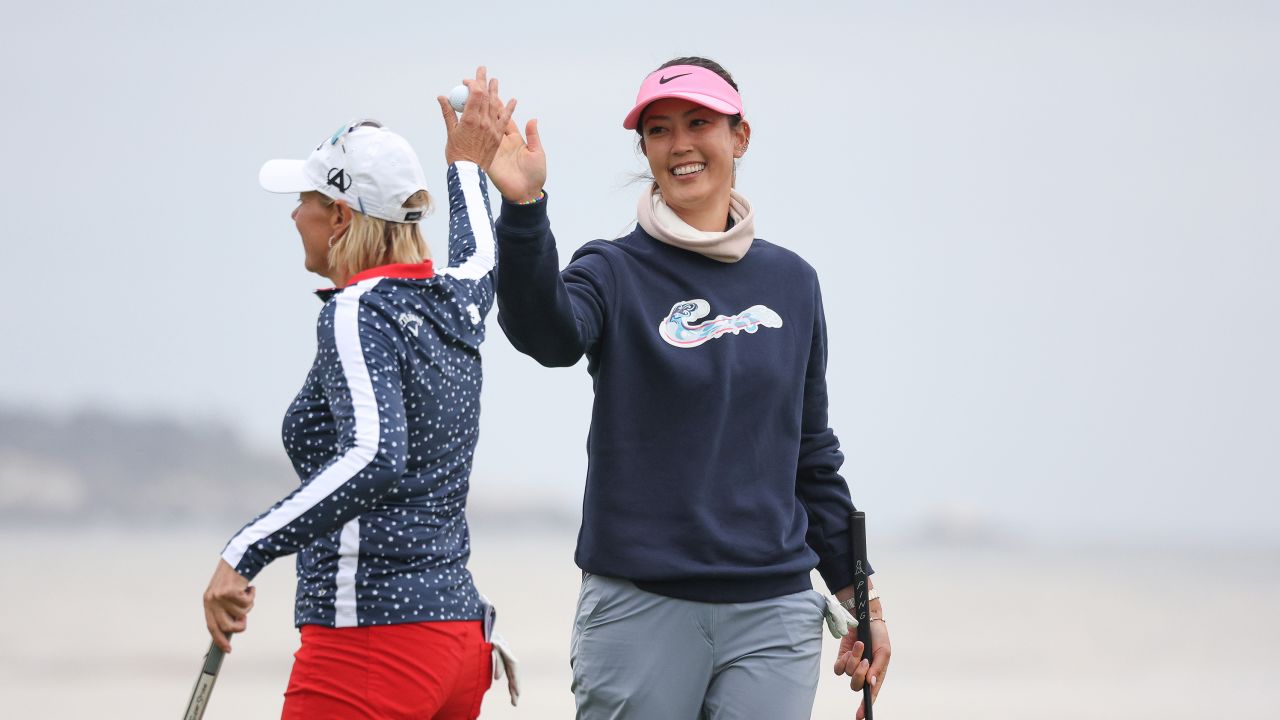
left=834, top=610, right=892, bottom=719
left=202, top=559, right=255, bottom=653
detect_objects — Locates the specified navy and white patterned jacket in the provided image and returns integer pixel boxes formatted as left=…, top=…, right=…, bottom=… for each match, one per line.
left=222, top=161, right=496, bottom=628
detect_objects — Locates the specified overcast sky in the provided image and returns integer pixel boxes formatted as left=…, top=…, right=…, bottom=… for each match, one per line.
left=2, top=0, right=1276, bottom=545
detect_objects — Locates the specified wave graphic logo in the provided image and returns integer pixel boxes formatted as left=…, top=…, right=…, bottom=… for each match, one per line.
left=658, top=299, right=783, bottom=348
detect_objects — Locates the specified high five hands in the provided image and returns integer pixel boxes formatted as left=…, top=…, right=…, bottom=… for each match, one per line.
left=437, top=66, right=515, bottom=169
left=437, top=66, right=546, bottom=204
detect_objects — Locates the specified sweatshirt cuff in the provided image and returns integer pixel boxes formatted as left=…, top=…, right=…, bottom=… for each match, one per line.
left=496, top=191, right=550, bottom=237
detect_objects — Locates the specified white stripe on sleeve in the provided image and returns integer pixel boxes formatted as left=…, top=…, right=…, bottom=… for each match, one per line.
left=440, top=160, right=496, bottom=281
left=221, top=280, right=383, bottom=573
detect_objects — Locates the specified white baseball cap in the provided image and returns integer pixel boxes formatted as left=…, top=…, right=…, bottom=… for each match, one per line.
left=259, top=119, right=430, bottom=223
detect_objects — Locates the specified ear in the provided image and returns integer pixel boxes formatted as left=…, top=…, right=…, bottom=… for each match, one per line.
left=732, top=119, right=752, bottom=158
left=330, top=200, right=354, bottom=237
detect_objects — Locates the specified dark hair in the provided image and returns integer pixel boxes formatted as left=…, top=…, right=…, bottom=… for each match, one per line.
left=636, top=56, right=743, bottom=134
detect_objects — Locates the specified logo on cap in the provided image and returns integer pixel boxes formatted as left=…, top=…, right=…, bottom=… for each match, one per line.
left=327, top=168, right=353, bottom=193
left=658, top=72, right=692, bottom=85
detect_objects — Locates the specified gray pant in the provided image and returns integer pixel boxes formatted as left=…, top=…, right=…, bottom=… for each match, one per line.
left=569, top=573, right=826, bottom=720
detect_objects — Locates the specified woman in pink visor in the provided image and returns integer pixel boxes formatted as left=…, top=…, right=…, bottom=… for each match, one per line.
left=486, top=57, right=892, bottom=718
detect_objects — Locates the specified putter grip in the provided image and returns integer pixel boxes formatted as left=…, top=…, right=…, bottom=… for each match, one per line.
left=183, top=641, right=226, bottom=720
left=201, top=643, right=227, bottom=675
left=850, top=511, right=874, bottom=720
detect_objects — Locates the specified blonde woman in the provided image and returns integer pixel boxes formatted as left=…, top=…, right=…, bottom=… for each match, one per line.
left=202, top=68, right=517, bottom=719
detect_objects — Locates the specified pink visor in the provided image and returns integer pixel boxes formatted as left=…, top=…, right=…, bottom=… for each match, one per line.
left=622, top=65, right=744, bottom=130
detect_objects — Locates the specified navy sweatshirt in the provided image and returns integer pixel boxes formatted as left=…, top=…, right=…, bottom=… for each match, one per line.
left=495, top=196, right=860, bottom=603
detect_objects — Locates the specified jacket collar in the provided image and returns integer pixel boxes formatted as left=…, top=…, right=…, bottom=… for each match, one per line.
left=314, top=260, right=435, bottom=302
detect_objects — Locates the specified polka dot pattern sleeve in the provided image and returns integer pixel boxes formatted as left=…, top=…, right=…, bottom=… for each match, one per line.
left=439, top=161, right=496, bottom=282
left=221, top=282, right=408, bottom=583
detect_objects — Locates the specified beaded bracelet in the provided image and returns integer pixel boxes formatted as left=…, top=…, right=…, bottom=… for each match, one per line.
left=514, top=191, right=545, bottom=205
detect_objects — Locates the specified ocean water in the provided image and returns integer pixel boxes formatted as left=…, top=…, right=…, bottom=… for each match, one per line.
left=1, top=526, right=1276, bottom=719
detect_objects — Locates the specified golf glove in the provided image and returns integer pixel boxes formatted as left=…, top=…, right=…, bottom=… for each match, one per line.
left=491, top=632, right=520, bottom=706
left=824, top=594, right=858, bottom=639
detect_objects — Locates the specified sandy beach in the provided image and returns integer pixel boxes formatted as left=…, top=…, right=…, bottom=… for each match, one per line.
left=1, top=526, right=1276, bottom=719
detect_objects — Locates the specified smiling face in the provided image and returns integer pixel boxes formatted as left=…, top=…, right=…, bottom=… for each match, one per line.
left=640, top=98, right=750, bottom=230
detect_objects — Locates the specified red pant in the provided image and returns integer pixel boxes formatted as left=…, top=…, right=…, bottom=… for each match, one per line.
left=282, top=621, right=493, bottom=720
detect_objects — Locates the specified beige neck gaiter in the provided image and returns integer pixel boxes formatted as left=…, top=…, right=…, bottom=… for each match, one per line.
left=635, top=184, right=755, bottom=263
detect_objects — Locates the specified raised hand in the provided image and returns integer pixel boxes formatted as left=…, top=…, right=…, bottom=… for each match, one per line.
left=487, top=117, right=547, bottom=204
left=437, top=66, right=516, bottom=168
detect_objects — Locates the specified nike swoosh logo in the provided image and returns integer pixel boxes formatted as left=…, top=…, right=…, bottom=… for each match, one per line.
left=658, top=73, right=692, bottom=84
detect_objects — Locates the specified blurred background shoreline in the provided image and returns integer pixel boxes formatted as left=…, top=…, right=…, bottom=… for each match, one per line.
left=5, top=404, right=1275, bottom=551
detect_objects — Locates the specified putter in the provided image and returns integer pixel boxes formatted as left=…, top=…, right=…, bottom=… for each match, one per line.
left=182, top=639, right=228, bottom=720
left=849, top=511, right=874, bottom=720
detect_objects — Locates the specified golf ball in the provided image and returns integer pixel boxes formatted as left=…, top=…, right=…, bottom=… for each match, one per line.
left=448, top=85, right=468, bottom=113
